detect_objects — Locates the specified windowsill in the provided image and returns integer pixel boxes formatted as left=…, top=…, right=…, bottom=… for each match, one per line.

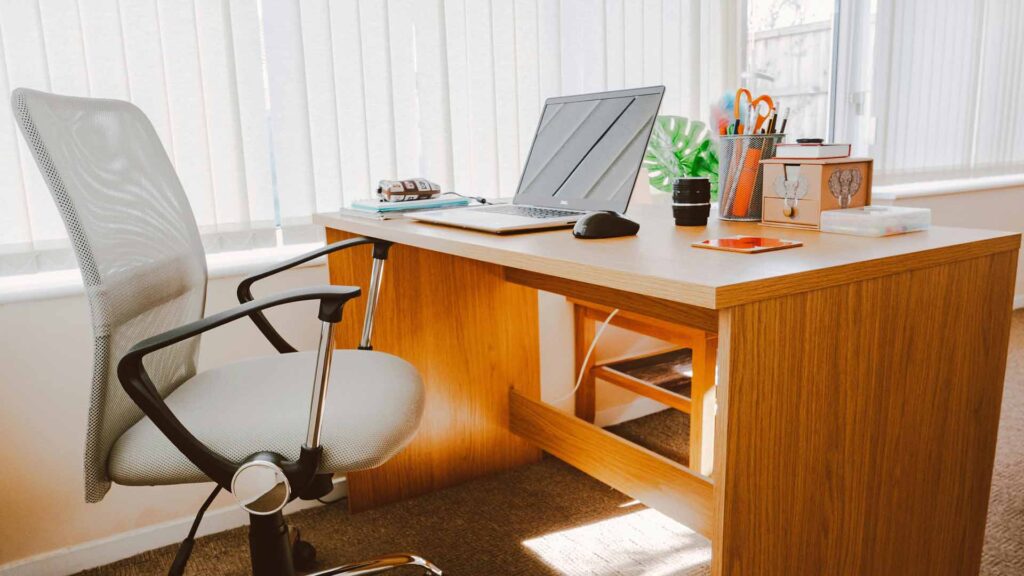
left=0, top=242, right=326, bottom=306
left=873, top=173, right=1024, bottom=201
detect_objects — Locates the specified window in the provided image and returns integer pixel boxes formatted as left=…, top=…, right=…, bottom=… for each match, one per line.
left=0, top=0, right=730, bottom=275
left=743, top=0, right=1024, bottom=184
left=741, top=0, right=837, bottom=142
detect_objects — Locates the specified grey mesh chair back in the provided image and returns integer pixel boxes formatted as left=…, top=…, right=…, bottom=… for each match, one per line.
left=12, top=89, right=208, bottom=502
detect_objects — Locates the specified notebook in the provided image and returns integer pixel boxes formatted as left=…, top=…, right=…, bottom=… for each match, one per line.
left=774, top=143, right=851, bottom=160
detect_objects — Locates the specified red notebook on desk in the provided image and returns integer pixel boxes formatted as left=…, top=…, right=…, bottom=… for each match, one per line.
left=693, top=236, right=802, bottom=254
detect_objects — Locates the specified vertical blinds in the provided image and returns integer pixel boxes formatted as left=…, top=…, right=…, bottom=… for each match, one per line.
left=0, top=0, right=717, bottom=272
left=276, top=0, right=710, bottom=215
left=0, top=0, right=276, bottom=256
left=871, top=0, right=1024, bottom=178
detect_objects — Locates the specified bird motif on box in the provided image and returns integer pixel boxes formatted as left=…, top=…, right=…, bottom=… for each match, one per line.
left=828, top=168, right=862, bottom=209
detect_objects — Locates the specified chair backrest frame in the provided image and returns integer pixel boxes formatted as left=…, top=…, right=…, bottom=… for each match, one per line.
left=12, top=88, right=209, bottom=502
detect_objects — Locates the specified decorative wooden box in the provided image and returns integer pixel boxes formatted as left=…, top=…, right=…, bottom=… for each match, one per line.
left=760, top=157, right=873, bottom=230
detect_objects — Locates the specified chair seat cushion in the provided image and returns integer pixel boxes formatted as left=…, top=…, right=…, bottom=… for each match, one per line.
left=108, top=349, right=424, bottom=486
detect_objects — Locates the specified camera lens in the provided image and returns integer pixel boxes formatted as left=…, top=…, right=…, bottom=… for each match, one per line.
left=672, top=178, right=711, bottom=226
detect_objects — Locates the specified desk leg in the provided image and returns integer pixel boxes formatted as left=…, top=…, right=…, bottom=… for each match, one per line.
left=573, top=304, right=597, bottom=423
left=325, top=229, right=542, bottom=512
left=712, top=251, right=1016, bottom=575
left=689, top=335, right=716, bottom=477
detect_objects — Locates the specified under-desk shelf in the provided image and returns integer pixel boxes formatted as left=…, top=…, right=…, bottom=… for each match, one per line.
left=594, top=348, right=694, bottom=413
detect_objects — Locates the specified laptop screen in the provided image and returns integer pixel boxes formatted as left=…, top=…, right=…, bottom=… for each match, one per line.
left=514, top=86, right=664, bottom=213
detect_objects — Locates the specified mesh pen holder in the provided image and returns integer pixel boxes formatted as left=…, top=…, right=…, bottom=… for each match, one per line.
left=717, top=134, right=785, bottom=221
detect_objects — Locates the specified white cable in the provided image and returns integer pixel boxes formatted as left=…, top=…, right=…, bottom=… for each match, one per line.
left=555, top=307, right=620, bottom=404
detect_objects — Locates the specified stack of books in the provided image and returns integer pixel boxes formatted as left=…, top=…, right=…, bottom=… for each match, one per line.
left=336, top=196, right=470, bottom=220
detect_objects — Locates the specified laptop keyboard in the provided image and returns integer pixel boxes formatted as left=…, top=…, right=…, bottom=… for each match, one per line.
left=475, top=204, right=582, bottom=219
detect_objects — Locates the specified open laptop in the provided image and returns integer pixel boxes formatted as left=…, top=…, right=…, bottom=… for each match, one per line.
left=408, top=86, right=665, bottom=233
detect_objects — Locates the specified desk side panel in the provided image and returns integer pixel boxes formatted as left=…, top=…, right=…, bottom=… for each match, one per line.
left=326, top=229, right=543, bottom=511
left=714, top=249, right=1017, bottom=575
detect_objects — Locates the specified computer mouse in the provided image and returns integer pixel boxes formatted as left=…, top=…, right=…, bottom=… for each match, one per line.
left=572, top=211, right=640, bottom=239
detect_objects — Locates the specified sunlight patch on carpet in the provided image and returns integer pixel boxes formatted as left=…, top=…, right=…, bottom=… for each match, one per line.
left=522, top=508, right=711, bottom=575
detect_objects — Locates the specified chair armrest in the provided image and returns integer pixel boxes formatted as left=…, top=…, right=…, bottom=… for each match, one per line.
left=237, top=237, right=392, bottom=353
left=116, top=285, right=361, bottom=488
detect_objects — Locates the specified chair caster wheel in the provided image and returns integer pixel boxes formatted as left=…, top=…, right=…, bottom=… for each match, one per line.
left=289, top=527, right=317, bottom=571
left=292, top=539, right=317, bottom=571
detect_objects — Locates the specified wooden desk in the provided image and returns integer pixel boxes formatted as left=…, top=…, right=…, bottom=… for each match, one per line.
left=316, top=205, right=1019, bottom=575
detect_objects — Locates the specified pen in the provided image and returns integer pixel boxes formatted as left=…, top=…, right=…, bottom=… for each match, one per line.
left=779, top=107, right=790, bottom=135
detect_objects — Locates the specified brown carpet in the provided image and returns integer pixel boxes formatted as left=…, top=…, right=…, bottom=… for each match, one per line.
left=81, top=310, right=1024, bottom=575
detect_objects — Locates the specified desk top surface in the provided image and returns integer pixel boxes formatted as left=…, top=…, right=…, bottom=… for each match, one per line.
left=315, top=204, right=1019, bottom=309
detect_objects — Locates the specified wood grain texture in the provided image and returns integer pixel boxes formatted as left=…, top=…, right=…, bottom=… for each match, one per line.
left=315, top=206, right=1020, bottom=309
left=713, top=249, right=1018, bottom=575
left=509, top=391, right=715, bottom=538
left=573, top=299, right=716, bottom=340
left=689, top=334, right=717, bottom=477
left=325, top=229, right=543, bottom=512
left=510, top=268, right=719, bottom=332
left=573, top=304, right=597, bottom=422
left=591, top=365, right=693, bottom=413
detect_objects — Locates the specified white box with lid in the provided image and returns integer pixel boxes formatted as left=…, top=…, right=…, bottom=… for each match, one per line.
left=820, top=205, right=931, bottom=237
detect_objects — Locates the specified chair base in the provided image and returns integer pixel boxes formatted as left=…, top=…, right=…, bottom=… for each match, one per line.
left=310, top=554, right=443, bottom=575
left=248, top=510, right=442, bottom=576
left=249, top=512, right=296, bottom=576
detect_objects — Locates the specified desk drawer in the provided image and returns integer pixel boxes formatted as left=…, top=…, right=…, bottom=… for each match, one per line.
left=762, top=196, right=820, bottom=228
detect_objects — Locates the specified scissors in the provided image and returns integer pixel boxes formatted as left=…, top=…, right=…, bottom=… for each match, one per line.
left=735, top=88, right=775, bottom=133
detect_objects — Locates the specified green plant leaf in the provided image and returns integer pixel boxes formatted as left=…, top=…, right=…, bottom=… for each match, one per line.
left=643, top=115, right=720, bottom=199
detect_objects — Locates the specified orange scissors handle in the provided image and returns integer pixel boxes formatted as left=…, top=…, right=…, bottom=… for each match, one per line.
left=735, top=88, right=752, bottom=119
left=751, top=94, right=775, bottom=132
left=735, top=89, right=775, bottom=132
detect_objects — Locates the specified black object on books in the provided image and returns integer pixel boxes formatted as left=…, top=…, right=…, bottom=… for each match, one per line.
left=572, top=211, right=640, bottom=239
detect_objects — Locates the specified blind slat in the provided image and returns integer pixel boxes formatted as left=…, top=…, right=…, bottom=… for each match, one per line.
left=387, top=0, right=420, bottom=180
left=78, top=0, right=130, bottom=98
left=330, top=0, right=373, bottom=201
left=228, top=0, right=275, bottom=224
left=158, top=0, right=218, bottom=225
left=413, top=0, right=454, bottom=188
left=492, top=0, right=523, bottom=197
left=512, top=0, right=539, bottom=160
left=195, top=0, right=251, bottom=225
left=358, top=0, right=398, bottom=188
left=261, top=0, right=315, bottom=221
left=299, top=0, right=345, bottom=212
left=38, top=0, right=90, bottom=96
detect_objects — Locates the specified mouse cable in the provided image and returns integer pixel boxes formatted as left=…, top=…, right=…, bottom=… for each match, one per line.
left=554, top=307, right=620, bottom=405
left=443, top=191, right=490, bottom=205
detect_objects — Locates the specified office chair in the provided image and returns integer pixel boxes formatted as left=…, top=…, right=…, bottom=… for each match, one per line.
left=12, top=88, right=442, bottom=576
